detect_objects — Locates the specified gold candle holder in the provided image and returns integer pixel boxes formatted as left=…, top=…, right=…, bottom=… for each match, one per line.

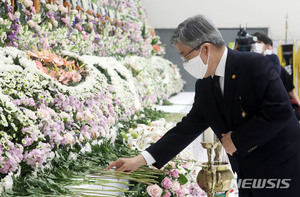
left=197, top=140, right=234, bottom=197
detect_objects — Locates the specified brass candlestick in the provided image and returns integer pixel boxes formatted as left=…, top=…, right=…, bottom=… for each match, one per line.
left=197, top=140, right=234, bottom=197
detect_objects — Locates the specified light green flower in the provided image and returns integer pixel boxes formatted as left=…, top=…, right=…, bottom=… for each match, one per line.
left=1, top=114, right=6, bottom=121
left=20, top=115, right=28, bottom=122
left=22, top=139, right=26, bottom=144
left=2, top=88, right=8, bottom=94
left=1, top=119, right=8, bottom=127
left=23, top=83, right=29, bottom=88
left=46, top=98, right=51, bottom=103
left=41, top=80, right=49, bottom=86
left=17, top=92, right=25, bottom=98
left=7, top=115, right=12, bottom=121
left=8, top=89, right=17, bottom=95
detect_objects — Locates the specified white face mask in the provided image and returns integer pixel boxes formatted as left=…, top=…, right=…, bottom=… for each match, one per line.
left=263, top=49, right=273, bottom=55
left=251, top=43, right=264, bottom=54
left=183, top=49, right=209, bottom=79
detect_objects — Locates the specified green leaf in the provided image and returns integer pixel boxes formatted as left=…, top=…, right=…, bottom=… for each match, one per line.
left=151, top=38, right=158, bottom=45
left=178, top=173, right=188, bottom=185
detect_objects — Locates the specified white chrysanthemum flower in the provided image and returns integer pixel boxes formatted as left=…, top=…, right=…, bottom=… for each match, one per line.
left=2, top=172, right=13, bottom=191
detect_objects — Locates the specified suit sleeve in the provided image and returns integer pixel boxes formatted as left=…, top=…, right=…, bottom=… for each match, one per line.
left=231, top=56, right=294, bottom=157
left=146, top=80, right=209, bottom=169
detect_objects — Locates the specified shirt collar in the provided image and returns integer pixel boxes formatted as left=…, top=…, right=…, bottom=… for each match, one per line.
left=214, top=47, right=228, bottom=77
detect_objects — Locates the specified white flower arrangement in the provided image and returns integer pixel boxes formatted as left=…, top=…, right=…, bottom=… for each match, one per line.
left=123, top=118, right=175, bottom=151
left=80, top=55, right=142, bottom=111
left=122, top=56, right=185, bottom=105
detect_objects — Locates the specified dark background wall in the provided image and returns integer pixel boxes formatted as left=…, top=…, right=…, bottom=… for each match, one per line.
left=156, top=28, right=268, bottom=91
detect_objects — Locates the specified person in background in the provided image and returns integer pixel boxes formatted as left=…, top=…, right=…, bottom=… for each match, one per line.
left=252, top=32, right=300, bottom=118
left=107, top=15, right=300, bottom=197
left=251, top=32, right=281, bottom=74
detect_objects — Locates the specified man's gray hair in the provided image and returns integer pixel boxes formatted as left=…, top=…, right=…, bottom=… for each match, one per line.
left=171, top=15, right=225, bottom=48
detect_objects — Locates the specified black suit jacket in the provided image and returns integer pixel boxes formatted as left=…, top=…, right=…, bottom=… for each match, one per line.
left=146, top=48, right=300, bottom=179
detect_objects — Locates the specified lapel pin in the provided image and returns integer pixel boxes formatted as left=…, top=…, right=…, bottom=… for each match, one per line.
left=232, top=74, right=236, bottom=79
left=242, top=111, right=246, bottom=118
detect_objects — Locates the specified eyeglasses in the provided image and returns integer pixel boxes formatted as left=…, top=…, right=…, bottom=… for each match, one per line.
left=180, top=41, right=211, bottom=63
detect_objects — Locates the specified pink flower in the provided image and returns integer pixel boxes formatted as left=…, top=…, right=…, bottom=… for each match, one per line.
left=24, top=10, right=31, bottom=16
left=8, top=12, right=13, bottom=20
left=31, top=6, right=36, bottom=14
left=146, top=184, right=163, bottom=197
left=82, top=32, right=88, bottom=40
left=164, top=169, right=170, bottom=175
left=49, top=70, right=57, bottom=79
left=71, top=72, right=82, bottom=82
left=162, top=189, right=171, bottom=197
left=65, top=71, right=72, bottom=79
left=153, top=44, right=160, bottom=53
left=23, top=137, right=34, bottom=146
left=168, top=161, right=176, bottom=168
left=171, top=181, right=181, bottom=191
left=161, top=177, right=172, bottom=189
left=75, top=24, right=82, bottom=31
left=61, top=18, right=70, bottom=26
left=35, top=60, right=43, bottom=69
left=175, top=189, right=186, bottom=197
left=170, top=169, right=179, bottom=178
left=41, top=67, right=49, bottom=74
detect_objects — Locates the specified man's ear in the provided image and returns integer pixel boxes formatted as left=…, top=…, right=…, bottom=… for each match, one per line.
left=202, top=43, right=211, bottom=55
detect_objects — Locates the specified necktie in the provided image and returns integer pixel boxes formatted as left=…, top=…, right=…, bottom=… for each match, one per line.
left=212, top=75, right=224, bottom=112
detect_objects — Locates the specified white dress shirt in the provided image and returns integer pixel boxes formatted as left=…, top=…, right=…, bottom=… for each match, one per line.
left=141, top=47, right=228, bottom=165
left=214, top=47, right=227, bottom=95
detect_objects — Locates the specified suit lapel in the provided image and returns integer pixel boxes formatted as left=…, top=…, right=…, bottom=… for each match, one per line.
left=223, top=49, right=239, bottom=130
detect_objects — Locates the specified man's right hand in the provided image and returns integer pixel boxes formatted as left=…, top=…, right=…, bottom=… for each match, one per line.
left=105, top=154, right=147, bottom=172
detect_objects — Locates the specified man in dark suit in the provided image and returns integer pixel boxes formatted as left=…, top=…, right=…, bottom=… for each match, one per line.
left=107, top=15, right=300, bottom=197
